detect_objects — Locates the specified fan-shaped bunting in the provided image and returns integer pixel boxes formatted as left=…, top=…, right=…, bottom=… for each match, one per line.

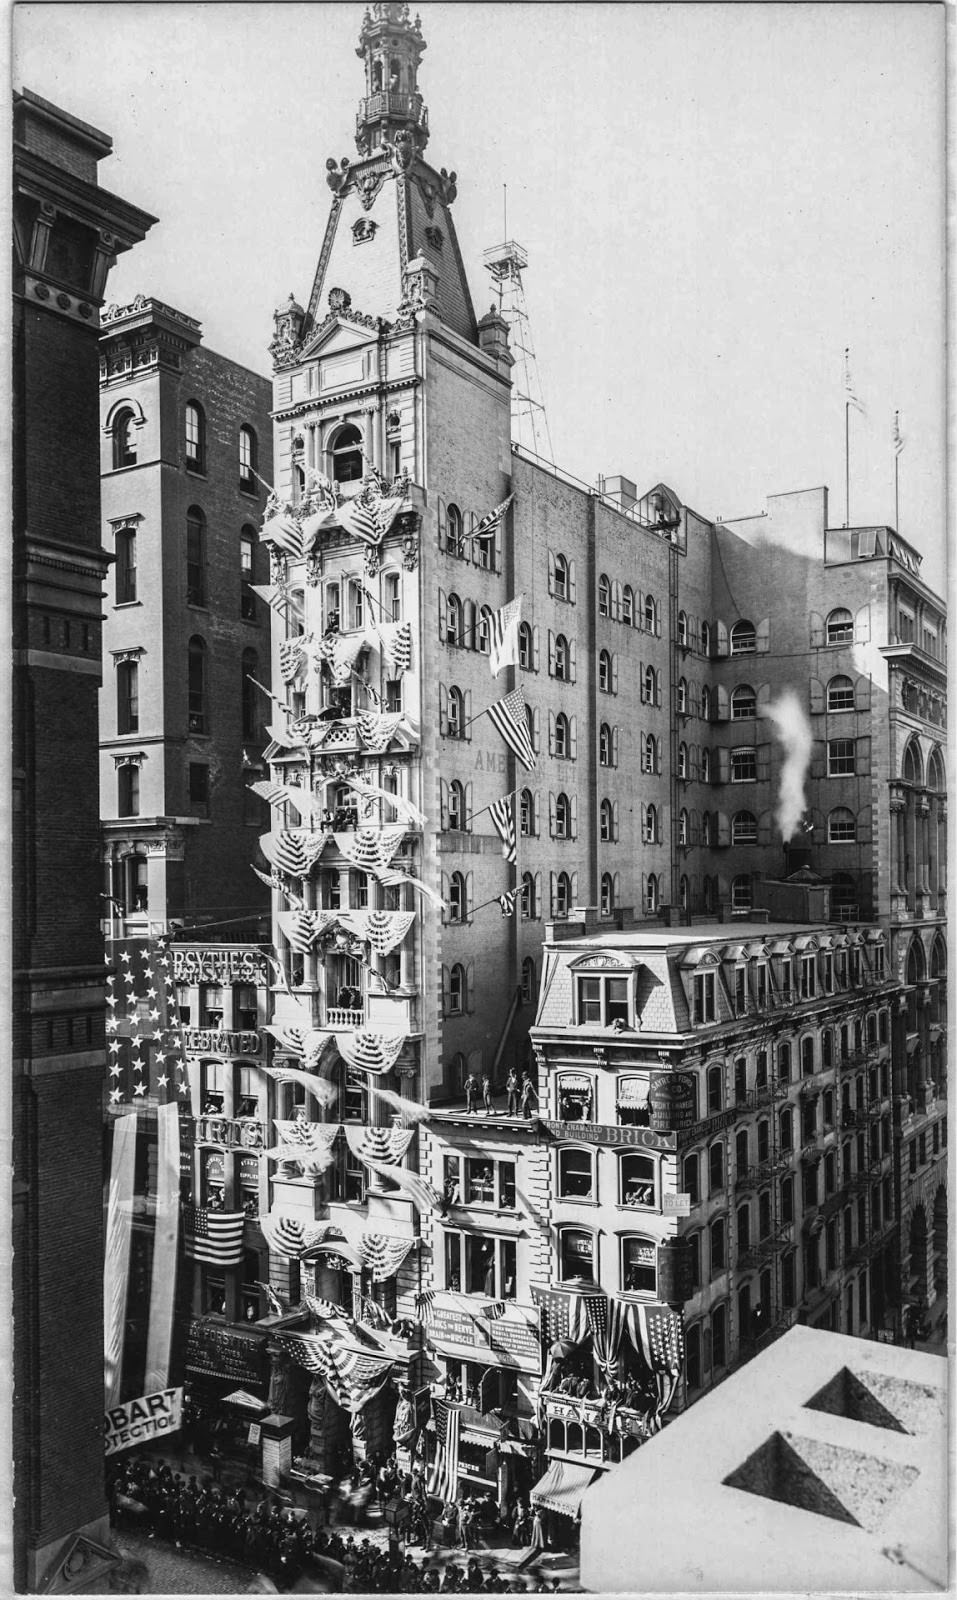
left=343, top=1125, right=414, bottom=1166
left=336, top=910, right=415, bottom=956
left=354, top=712, right=404, bottom=753
left=373, top=620, right=413, bottom=676
left=259, top=830, right=327, bottom=878
left=336, top=1028, right=406, bottom=1075
left=357, top=1232, right=414, bottom=1281
left=277, top=908, right=339, bottom=953
left=279, top=637, right=311, bottom=684
left=333, top=827, right=407, bottom=875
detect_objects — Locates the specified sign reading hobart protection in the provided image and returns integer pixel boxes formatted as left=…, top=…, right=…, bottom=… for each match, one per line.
left=104, top=1386, right=183, bottom=1456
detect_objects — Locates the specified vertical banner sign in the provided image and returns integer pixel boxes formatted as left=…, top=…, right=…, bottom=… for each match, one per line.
left=144, top=1100, right=181, bottom=1394
left=104, top=1112, right=138, bottom=1410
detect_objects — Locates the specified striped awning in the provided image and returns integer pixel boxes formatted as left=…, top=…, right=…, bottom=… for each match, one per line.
left=530, top=1459, right=599, bottom=1518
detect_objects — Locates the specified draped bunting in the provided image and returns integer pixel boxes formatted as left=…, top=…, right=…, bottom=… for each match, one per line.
left=336, top=495, right=404, bottom=547
left=260, top=830, right=327, bottom=878
left=343, top=776, right=426, bottom=829
left=304, top=1292, right=349, bottom=1321
left=251, top=864, right=305, bottom=909
left=372, top=619, right=413, bottom=676
left=263, top=1034, right=338, bottom=1074
left=634, top=1303, right=685, bottom=1425
left=249, top=781, right=317, bottom=823
left=315, top=631, right=370, bottom=686
left=336, top=1028, right=407, bottom=1075
left=343, top=1125, right=414, bottom=1166
left=271, top=1120, right=341, bottom=1156
left=354, top=711, right=404, bottom=753
left=260, top=508, right=303, bottom=559
left=359, top=1157, right=446, bottom=1215
left=258, top=1213, right=327, bottom=1259
left=277, top=908, right=339, bottom=953
left=333, top=827, right=407, bottom=875
left=279, top=636, right=312, bottom=683
left=357, top=1232, right=415, bottom=1281
left=584, top=1296, right=628, bottom=1381
left=336, top=909, right=415, bottom=956
left=272, top=1329, right=394, bottom=1414
left=265, top=721, right=301, bottom=750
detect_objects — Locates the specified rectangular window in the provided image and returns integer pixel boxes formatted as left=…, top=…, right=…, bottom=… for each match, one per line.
left=801, top=956, right=816, bottom=999
left=189, top=762, right=210, bottom=806
left=385, top=679, right=402, bottom=713
left=118, top=763, right=139, bottom=817
left=827, top=739, right=855, bottom=776
left=692, top=971, right=716, bottom=1024
left=116, top=529, right=137, bottom=604
left=730, top=747, right=757, bottom=782
left=576, top=974, right=630, bottom=1027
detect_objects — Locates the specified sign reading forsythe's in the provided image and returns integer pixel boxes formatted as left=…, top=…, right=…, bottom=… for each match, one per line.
left=104, top=1386, right=183, bottom=1455
left=172, top=947, right=269, bottom=985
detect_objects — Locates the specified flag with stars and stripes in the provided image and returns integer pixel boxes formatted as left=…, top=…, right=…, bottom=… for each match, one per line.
left=428, top=1398, right=461, bottom=1502
left=488, top=794, right=517, bottom=863
left=488, top=595, right=523, bottom=678
left=497, top=890, right=516, bottom=919
left=485, top=686, right=536, bottom=771
left=182, top=1204, right=247, bottom=1266
left=471, top=493, right=513, bottom=542
left=106, top=939, right=191, bottom=1107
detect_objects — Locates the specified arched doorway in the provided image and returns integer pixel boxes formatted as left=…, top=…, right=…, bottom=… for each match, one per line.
left=932, top=1187, right=947, bottom=1299
left=909, top=1204, right=928, bottom=1302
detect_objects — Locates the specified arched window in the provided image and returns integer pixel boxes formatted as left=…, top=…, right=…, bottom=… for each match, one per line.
left=446, top=685, right=465, bottom=738
left=112, top=407, right=138, bottom=469
left=448, top=871, right=467, bottom=922
left=730, top=620, right=756, bottom=654
left=555, top=793, right=573, bottom=839
left=643, top=593, right=657, bottom=631
left=643, top=665, right=657, bottom=704
left=475, top=606, right=491, bottom=654
left=679, top=874, right=689, bottom=909
left=520, top=789, right=535, bottom=837
left=600, top=873, right=615, bottom=916
left=116, top=659, right=139, bottom=735
left=644, top=874, right=659, bottom=914
left=598, top=574, right=611, bottom=616
left=600, top=799, right=615, bottom=842
left=701, top=686, right=712, bottom=721
left=732, top=811, right=757, bottom=844
left=445, top=594, right=464, bottom=646
left=553, top=871, right=572, bottom=918
left=827, top=675, right=855, bottom=712
left=678, top=809, right=688, bottom=846
left=240, top=527, right=257, bottom=619
left=731, top=684, right=757, bottom=720
left=448, top=963, right=465, bottom=1014
left=643, top=804, right=658, bottom=844
left=554, top=634, right=571, bottom=681
left=621, top=1236, right=657, bottom=1295
left=677, top=678, right=687, bottom=714
left=902, top=737, right=923, bottom=785
left=826, top=607, right=853, bottom=645
left=555, top=712, right=571, bottom=758
left=118, top=762, right=140, bottom=818
left=186, top=506, right=207, bottom=606
left=553, top=553, right=571, bottom=601
left=444, top=503, right=463, bottom=553
left=559, top=1227, right=595, bottom=1281
left=828, top=807, right=856, bottom=843
left=447, top=779, right=466, bottom=831
left=241, top=648, right=258, bottom=738
left=188, top=636, right=208, bottom=734
left=185, top=401, right=206, bottom=472
left=599, top=649, right=613, bottom=692
left=521, top=871, right=537, bottom=920
left=677, top=610, right=689, bottom=646
left=518, top=621, right=533, bottom=670
left=521, top=956, right=537, bottom=1003
left=706, top=1065, right=723, bottom=1113
left=678, top=743, right=688, bottom=780
left=731, top=875, right=752, bottom=913
left=330, top=423, right=363, bottom=483
left=927, top=747, right=945, bottom=791
left=599, top=723, right=613, bottom=767
left=239, top=425, right=257, bottom=489
left=700, top=621, right=712, bottom=656
left=621, top=586, right=634, bottom=626
left=642, top=734, right=658, bottom=774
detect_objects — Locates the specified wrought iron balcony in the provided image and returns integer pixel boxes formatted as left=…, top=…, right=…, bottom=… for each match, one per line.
left=745, top=1081, right=789, bottom=1109
left=734, top=1153, right=791, bottom=1190
left=737, top=1223, right=794, bottom=1271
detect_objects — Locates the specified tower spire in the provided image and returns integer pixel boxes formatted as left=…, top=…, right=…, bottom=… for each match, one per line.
left=355, top=3, right=429, bottom=158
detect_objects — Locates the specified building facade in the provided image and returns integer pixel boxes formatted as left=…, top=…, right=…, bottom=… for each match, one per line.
left=13, top=89, right=155, bottom=1592
left=98, top=295, right=274, bottom=937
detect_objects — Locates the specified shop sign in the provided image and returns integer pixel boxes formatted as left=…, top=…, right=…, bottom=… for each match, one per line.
left=649, top=1073, right=696, bottom=1133
left=104, top=1387, right=183, bottom=1456
left=183, top=1028, right=262, bottom=1056
left=239, top=1157, right=261, bottom=1186
left=248, top=1423, right=262, bottom=1445
left=186, top=1320, right=267, bottom=1384
left=172, top=947, right=269, bottom=986
left=540, top=1120, right=675, bottom=1152
left=662, top=1192, right=692, bottom=1217
left=430, top=1295, right=542, bottom=1371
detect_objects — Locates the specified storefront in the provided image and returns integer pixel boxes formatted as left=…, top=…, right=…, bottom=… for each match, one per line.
left=184, top=1318, right=271, bottom=1459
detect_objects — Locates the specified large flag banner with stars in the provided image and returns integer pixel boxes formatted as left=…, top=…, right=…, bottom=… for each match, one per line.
left=104, top=939, right=191, bottom=1425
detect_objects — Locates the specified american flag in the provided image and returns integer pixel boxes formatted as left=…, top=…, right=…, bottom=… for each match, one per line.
left=843, top=346, right=866, bottom=416
left=636, top=1303, right=685, bottom=1375
left=428, top=1398, right=461, bottom=1501
left=489, top=794, right=517, bottom=864
left=488, top=595, right=523, bottom=678
left=182, top=1204, right=246, bottom=1266
left=414, top=1290, right=436, bottom=1326
left=486, top=686, right=536, bottom=771
left=337, top=498, right=379, bottom=545
left=893, top=409, right=905, bottom=458
left=471, top=493, right=513, bottom=542
left=497, top=889, right=516, bottom=919
left=106, top=939, right=191, bottom=1106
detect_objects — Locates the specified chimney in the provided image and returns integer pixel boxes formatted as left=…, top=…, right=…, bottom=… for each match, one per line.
left=602, top=475, right=637, bottom=512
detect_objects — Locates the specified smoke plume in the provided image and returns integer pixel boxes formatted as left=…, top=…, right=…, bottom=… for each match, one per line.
left=764, top=690, right=814, bottom=840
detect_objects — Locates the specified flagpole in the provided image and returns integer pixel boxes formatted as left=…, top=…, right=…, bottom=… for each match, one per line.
left=894, top=409, right=900, bottom=531
left=845, top=398, right=850, bottom=529
left=468, top=784, right=523, bottom=826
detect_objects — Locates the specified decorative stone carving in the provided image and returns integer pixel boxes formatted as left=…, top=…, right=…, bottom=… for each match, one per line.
left=326, top=156, right=352, bottom=194
left=356, top=168, right=388, bottom=211
left=390, top=127, right=415, bottom=174
left=328, top=287, right=353, bottom=315
left=423, top=225, right=444, bottom=252
left=305, top=551, right=323, bottom=588
left=352, top=217, right=378, bottom=245
left=270, top=292, right=305, bottom=369
left=401, top=532, right=419, bottom=570
left=438, top=167, right=457, bottom=205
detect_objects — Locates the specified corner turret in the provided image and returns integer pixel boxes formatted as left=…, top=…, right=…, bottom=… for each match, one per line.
left=355, top=2, right=429, bottom=158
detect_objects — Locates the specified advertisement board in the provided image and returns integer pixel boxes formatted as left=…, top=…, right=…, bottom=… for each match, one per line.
left=104, top=1386, right=183, bottom=1456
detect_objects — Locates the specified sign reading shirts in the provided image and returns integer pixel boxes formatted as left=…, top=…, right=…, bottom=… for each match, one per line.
left=104, top=1386, right=183, bottom=1456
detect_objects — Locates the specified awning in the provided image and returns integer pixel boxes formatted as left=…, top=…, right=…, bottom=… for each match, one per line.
left=530, top=1459, right=599, bottom=1518
left=221, top=1389, right=269, bottom=1413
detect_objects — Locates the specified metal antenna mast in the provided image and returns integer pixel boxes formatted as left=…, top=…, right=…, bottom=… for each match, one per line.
left=483, top=189, right=554, bottom=461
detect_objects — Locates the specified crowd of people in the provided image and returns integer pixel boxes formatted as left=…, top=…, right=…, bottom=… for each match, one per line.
left=108, top=1457, right=567, bottom=1593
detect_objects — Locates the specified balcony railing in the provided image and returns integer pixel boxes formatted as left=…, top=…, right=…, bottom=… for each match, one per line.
left=745, top=1081, right=789, bottom=1109
left=735, top=1153, right=791, bottom=1190
left=325, top=1007, right=364, bottom=1029
left=737, top=1223, right=794, bottom=1271
left=540, top=1388, right=648, bottom=1440
left=196, top=1116, right=268, bottom=1150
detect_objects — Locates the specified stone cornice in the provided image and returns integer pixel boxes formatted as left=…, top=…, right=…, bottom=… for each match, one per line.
left=272, top=373, right=420, bottom=424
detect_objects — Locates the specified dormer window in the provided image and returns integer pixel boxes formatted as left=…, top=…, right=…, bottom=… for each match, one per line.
left=692, top=969, right=716, bottom=1025
left=576, top=972, right=630, bottom=1027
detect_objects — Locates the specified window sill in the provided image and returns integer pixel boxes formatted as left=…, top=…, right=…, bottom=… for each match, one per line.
left=114, top=600, right=143, bottom=610
left=556, top=1195, right=599, bottom=1207
left=185, top=464, right=207, bottom=478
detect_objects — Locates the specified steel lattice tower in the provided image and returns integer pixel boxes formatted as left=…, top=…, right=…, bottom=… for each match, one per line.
left=483, top=237, right=554, bottom=462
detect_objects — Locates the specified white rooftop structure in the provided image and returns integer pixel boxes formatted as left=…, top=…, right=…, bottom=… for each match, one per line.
left=580, top=1325, right=948, bottom=1593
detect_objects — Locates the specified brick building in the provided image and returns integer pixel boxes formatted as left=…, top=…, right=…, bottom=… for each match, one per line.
left=98, top=295, right=274, bottom=937
left=13, top=90, right=155, bottom=1592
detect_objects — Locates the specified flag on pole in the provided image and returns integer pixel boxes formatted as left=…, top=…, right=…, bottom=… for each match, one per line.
left=489, top=794, right=517, bottom=863
left=497, top=890, right=516, bottom=919
left=844, top=347, right=866, bottom=415
left=182, top=1205, right=246, bottom=1266
left=893, top=409, right=905, bottom=456
left=486, top=686, right=536, bottom=771
left=488, top=595, right=523, bottom=678
left=471, top=493, right=513, bottom=543
left=428, top=1399, right=461, bottom=1501
left=106, top=939, right=191, bottom=1105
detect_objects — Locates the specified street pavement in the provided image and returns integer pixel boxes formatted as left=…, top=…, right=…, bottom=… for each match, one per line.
left=112, top=1528, right=256, bottom=1593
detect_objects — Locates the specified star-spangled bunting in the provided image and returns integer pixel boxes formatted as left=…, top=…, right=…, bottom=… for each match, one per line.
left=486, top=686, right=536, bottom=771
left=105, top=939, right=191, bottom=1106
left=488, top=794, right=517, bottom=863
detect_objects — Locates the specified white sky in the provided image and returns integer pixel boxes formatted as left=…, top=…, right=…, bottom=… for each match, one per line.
left=13, top=1, right=946, bottom=593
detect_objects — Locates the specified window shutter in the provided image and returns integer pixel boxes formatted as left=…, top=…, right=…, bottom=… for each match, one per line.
left=439, top=683, right=448, bottom=733
left=857, top=805, right=872, bottom=845
left=548, top=630, right=556, bottom=677
left=611, top=579, right=621, bottom=619
left=809, top=678, right=824, bottom=715
left=715, top=620, right=728, bottom=657
left=535, top=870, right=542, bottom=913
left=549, top=792, right=557, bottom=836
left=655, top=737, right=662, bottom=774
left=465, top=962, right=475, bottom=1012
left=466, top=872, right=474, bottom=920
left=810, top=741, right=826, bottom=780
left=570, top=715, right=578, bottom=759
left=612, top=652, right=619, bottom=694
left=548, top=711, right=556, bottom=755
left=716, top=748, right=729, bottom=784
left=571, top=795, right=578, bottom=839
left=808, top=612, right=824, bottom=648
left=655, top=605, right=662, bottom=638
left=569, top=640, right=577, bottom=683
left=547, top=549, right=556, bottom=596
left=533, top=792, right=541, bottom=835
left=612, top=727, right=619, bottom=767
left=466, top=601, right=477, bottom=650
left=465, top=782, right=473, bottom=829
left=437, top=497, right=447, bottom=546
left=439, top=778, right=448, bottom=828
left=438, top=589, right=447, bottom=642
left=855, top=737, right=871, bottom=776
left=550, top=871, right=556, bottom=910
left=640, top=802, right=647, bottom=837
left=613, top=800, right=619, bottom=839
left=568, top=560, right=577, bottom=603
left=639, top=664, right=647, bottom=704
left=533, top=625, right=541, bottom=671
left=756, top=618, right=770, bottom=653
left=614, top=870, right=621, bottom=902
left=717, top=812, right=730, bottom=847
left=756, top=745, right=771, bottom=783
left=716, top=685, right=729, bottom=721
left=532, top=707, right=540, bottom=750
left=758, top=810, right=773, bottom=845
left=441, top=876, right=449, bottom=921
left=441, top=964, right=450, bottom=1014
left=571, top=872, right=579, bottom=901
left=854, top=605, right=871, bottom=644
left=467, top=511, right=477, bottom=558
left=854, top=675, right=872, bottom=713
left=465, top=689, right=473, bottom=740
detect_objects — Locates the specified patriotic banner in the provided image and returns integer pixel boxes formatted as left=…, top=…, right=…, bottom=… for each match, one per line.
left=481, top=1302, right=507, bottom=1321
left=368, top=1084, right=432, bottom=1126
left=634, top=1303, right=685, bottom=1424
left=354, top=710, right=405, bottom=753
left=337, top=909, right=416, bottom=956
left=333, top=826, right=407, bottom=875
left=357, top=1231, right=415, bottom=1281
left=259, top=830, right=327, bottom=879
left=530, top=1285, right=593, bottom=1346
left=342, top=775, right=426, bottom=829
left=104, top=1112, right=138, bottom=1408
left=304, top=1293, right=349, bottom=1321
left=260, top=512, right=303, bottom=560
left=316, top=631, right=370, bottom=686
left=277, top=907, right=339, bottom=953
left=251, top=865, right=305, bottom=908
left=488, top=595, right=523, bottom=679
left=893, top=409, right=905, bottom=457
left=268, top=1119, right=341, bottom=1160
left=376, top=864, right=446, bottom=909
left=183, top=1206, right=246, bottom=1266
left=497, top=890, right=516, bottom=918
left=488, top=794, right=517, bottom=863
left=262, top=1062, right=339, bottom=1102
left=249, top=780, right=318, bottom=824
left=249, top=583, right=289, bottom=612
left=471, top=493, right=513, bottom=542
left=300, top=504, right=335, bottom=550
left=336, top=1027, right=407, bottom=1075
left=843, top=346, right=866, bottom=416
left=106, top=940, right=191, bottom=1106
left=414, top=1290, right=436, bottom=1326
left=273, top=1328, right=395, bottom=1413
left=360, top=1157, right=447, bottom=1215
left=144, top=1102, right=181, bottom=1394
left=372, top=618, right=413, bottom=676
left=337, top=493, right=404, bottom=546
left=258, top=1213, right=329, bottom=1260
left=486, top=686, right=536, bottom=771
left=428, top=1399, right=461, bottom=1501
left=343, top=1125, right=415, bottom=1166
left=279, top=636, right=312, bottom=683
